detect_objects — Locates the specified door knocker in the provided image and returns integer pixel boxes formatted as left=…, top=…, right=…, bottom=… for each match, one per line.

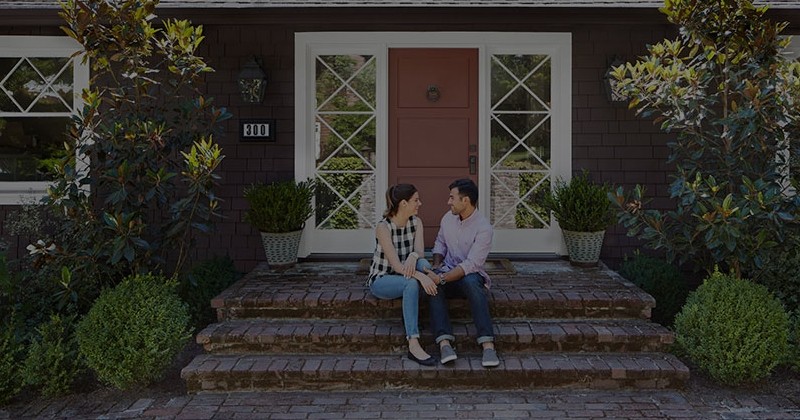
left=426, top=85, right=441, bottom=102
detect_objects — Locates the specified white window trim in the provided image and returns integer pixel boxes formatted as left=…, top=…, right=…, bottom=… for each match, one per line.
left=0, top=36, right=88, bottom=205
left=295, top=32, right=571, bottom=256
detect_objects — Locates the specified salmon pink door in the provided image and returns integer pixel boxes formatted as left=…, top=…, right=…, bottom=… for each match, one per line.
left=389, top=48, right=478, bottom=247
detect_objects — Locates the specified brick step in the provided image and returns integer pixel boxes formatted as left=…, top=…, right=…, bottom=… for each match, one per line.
left=212, top=264, right=654, bottom=321
left=181, top=352, right=689, bottom=392
left=197, top=318, right=674, bottom=354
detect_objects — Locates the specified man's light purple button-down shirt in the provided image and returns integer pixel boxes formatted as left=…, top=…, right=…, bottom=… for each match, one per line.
left=432, top=209, right=494, bottom=288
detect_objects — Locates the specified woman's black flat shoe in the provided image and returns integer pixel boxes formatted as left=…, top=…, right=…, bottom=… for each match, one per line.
left=407, top=351, right=437, bottom=366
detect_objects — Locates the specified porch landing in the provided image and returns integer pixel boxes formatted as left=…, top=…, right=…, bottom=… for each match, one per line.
left=181, top=260, right=689, bottom=392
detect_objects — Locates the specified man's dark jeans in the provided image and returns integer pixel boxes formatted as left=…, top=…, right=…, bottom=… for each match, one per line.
left=428, top=272, right=495, bottom=345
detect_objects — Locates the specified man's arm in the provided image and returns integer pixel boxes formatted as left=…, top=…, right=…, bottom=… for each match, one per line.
left=457, top=223, right=493, bottom=276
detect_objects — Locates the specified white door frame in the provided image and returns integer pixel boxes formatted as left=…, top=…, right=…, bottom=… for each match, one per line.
left=295, top=32, right=571, bottom=256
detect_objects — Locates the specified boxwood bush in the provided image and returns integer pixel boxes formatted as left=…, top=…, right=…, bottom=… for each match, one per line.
left=76, top=274, right=192, bottom=390
left=618, top=252, right=689, bottom=327
left=674, top=269, right=790, bottom=385
left=179, top=256, right=241, bottom=329
left=21, top=314, right=83, bottom=397
left=0, top=323, right=22, bottom=405
left=790, top=313, right=800, bottom=372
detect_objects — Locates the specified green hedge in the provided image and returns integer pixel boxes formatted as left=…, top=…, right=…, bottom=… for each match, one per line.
left=76, top=273, right=192, bottom=390
left=179, top=256, right=241, bottom=329
left=618, top=252, right=689, bottom=327
left=21, top=314, right=82, bottom=397
left=674, top=269, right=790, bottom=385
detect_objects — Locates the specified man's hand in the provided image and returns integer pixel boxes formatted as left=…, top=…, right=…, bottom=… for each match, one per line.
left=414, top=272, right=437, bottom=296
left=424, top=269, right=439, bottom=285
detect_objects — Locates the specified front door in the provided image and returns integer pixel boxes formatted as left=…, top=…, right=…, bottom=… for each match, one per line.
left=388, top=48, right=478, bottom=247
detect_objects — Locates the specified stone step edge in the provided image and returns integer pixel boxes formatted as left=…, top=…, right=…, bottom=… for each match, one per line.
left=218, top=304, right=653, bottom=321
left=181, top=352, right=690, bottom=392
left=196, top=318, right=674, bottom=348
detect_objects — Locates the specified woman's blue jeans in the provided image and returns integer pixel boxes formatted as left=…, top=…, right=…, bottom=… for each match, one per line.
left=369, top=259, right=432, bottom=340
left=428, top=272, right=495, bottom=345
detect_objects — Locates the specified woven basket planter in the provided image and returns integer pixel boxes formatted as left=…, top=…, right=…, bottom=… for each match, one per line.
left=260, top=230, right=303, bottom=268
left=562, top=229, right=606, bottom=267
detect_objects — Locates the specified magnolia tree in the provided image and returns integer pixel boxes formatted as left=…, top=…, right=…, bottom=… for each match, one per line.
left=27, top=0, right=230, bottom=310
left=610, top=0, right=800, bottom=277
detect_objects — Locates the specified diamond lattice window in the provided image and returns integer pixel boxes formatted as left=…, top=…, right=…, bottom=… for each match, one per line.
left=489, top=54, right=552, bottom=229
left=314, top=54, right=377, bottom=229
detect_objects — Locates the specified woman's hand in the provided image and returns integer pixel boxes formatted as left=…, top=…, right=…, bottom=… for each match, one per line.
left=402, top=259, right=415, bottom=278
left=402, top=252, right=418, bottom=278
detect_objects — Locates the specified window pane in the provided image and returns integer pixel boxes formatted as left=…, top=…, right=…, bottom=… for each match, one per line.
left=0, top=117, right=71, bottom=181
left=314, top=54, right=377, bottom=230
left=490, top=54, right=552, bottom=230
left=0, top=57, right=73, bottom=113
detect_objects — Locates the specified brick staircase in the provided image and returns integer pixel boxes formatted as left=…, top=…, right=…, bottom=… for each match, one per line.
left=181, top=261, right=689, bottom=392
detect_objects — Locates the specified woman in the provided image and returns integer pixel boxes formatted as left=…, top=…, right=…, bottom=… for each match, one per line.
left=366, top=184, right=439, bottom=366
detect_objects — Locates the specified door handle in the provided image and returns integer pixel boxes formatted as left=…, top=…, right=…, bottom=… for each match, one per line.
left=469, top=155, right=477, bottom=175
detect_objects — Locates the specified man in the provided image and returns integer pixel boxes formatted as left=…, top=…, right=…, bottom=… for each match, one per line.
left=424, top=178, right=499, bottom=367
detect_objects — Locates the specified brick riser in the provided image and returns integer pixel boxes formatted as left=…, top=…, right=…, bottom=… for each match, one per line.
left=182, top=353, right=689, bottom=392
left=217, top=300, right=651, bottom=321
left=197, top=319, right=674, bottom=355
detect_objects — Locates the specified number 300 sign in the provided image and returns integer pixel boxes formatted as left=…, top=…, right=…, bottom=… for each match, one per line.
left=239, top=119, right=276, bottom=142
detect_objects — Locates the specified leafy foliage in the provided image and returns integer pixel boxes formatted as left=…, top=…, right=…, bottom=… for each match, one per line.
left=244, top=179, right=316, bottom=233
left=0, top=323, right=23, bottom=405
left=609, top=0, right=800, bottom=277
left=674, top=269, right=790, bottom=385
left=789, top=313, right=800, bottom=372
left=76, top=274, right=191, bottom=390
left=27, top=0, right=230, bottom=295
left=543, top=170, right=613, bottom=232
left=618, top=252, right=689, bottom=327
left=21, top=314, right=83, bottom=397
left=750, top=246, right=800, bottom=315
left=315, top=157, right=364, bottom=229
left=178, top=256, right=242, bottom=329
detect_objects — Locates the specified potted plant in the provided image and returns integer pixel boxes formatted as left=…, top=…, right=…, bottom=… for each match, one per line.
left=543, top=171, right=614, bottom=266
left=244, top=179, right=315, bottom=267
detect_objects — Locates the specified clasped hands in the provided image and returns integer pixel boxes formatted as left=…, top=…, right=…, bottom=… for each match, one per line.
left=401, top=254, right=440, bottom=296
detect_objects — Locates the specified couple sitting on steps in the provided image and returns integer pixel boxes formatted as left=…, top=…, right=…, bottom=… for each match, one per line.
left=365, top=178, right=499, bottom=368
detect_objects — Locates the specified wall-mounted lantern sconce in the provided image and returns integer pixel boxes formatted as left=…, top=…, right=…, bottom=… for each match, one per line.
left=238, top=56, right=267, bottom=104
left=603, top=56, right=626, bottom=104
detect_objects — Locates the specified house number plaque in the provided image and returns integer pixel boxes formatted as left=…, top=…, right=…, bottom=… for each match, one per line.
left=240, top=119, right=276, bottom=142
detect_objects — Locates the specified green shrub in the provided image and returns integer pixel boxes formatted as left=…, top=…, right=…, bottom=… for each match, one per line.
left=0, top=323, right=23, bottom=405
left=76, top=273, right=192, bottom=390
left=610, top=0, right=800, bottom=279
left=543, top=170, right=613, bottom=232
left=789, top=313, right=800, bottom=372
left=21, top=314, right=82, bottom=397
left=179, top=256, right=241, bottom=328
left=674, top=269, right=790, bottom=385
left=618, top=252, right=689, bottom=327
left=244, top=179, right=316, bottom=233
left=753, top=247, right=800, bottom=315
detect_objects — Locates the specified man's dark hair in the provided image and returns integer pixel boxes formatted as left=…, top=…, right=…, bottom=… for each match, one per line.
left=449, top=178, right=478, bottom=206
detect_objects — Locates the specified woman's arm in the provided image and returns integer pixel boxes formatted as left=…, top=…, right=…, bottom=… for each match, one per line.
left=375, top=222, right=407, bottom=275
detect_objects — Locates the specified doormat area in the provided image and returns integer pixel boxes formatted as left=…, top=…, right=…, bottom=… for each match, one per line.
left=357, top=258, right=516, bottom=275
